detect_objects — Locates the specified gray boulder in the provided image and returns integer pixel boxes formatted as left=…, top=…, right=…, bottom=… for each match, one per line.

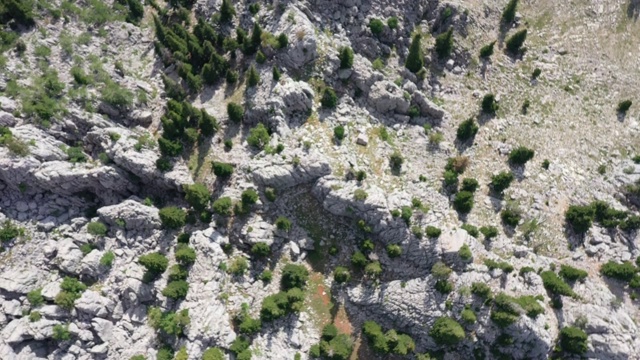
left=368, top=80, right=410, bottom=114
left=97, top=199, right=161, bottom=231
left=252, top=151, right=331, bottom=189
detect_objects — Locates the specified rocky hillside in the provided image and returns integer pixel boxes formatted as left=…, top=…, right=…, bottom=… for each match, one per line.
left=1, top=0, right=640, bottom=359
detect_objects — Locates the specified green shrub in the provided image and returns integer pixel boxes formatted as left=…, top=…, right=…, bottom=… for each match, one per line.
left=406, top=34, right=424, bottom=72
left=322, top=324, right=338, bottom=340
left=369, top=18, right=384, bottom=35
left=490, top=171, right=515, bottom=194
left=443, top=170, right=458, bottom=187
left=240, top=188, right=259, bottom=206
left=162, top=280, right=189, bottom=300
left=212, top=197, right=233, bottom=216
left=277, top=33, right=288, bottom=49
left=461, top=223, right=479, bottom=237
left=175, top=244, right=196, bottom=265
left=251, top=242, right=271, bottom=257
left=264, top=187, right=276, bottom=202
left=390, top=151, right=406, bottom=171
left=321, top=88, right=338, bottom=109
left=426, top=226, right=441, bottom=238
left=618, top=100, right=632, bottom=113
left=351, top=251, right=368, bottom=268
left=431, top=261, right=452, bottom=280
left=484, top=259, right=514, bottom=273
left=429, top=317, right=465, bottom=345
left=52, top=323, right=71, bottom=341
left=434, top=28, right=454, bottom=59
left=281, top=264, right=309, bottom=290
left=227, top=102, right=244, bottom=123
left=458, top=243, right=472, bottom=261
left=365, top=261, right=382, bottom=277
left=259, top=270, right=273, bottom=283
left=480, top=226, right=499, bottom=240
left=139, top=252, right=169, bottom=277
left=461, top=308, right=477, bottom=324
left=27, top=288, right=44, bottom=307
left=461, top=178, right=479, bottom=192
left=559, top=326, right=588, bottom=354
left=501, top=0, right=518, bottom=23
left=334, top=125, right=345, bottom=141
left=212, top=161, right=234, bottom=177
left=247, top=123, right=271, bottom=149
left=387, top=16, right=398, bottom=29
left=226, top=257, right=248, bottom=276
left=339, top=47, right=354, bottom=69
left=479, top=41, right=495, bottom=58
left=29, top=311, right=41, bottom=322
left=158, top=137, right=182, bottom=157
left=399, top=206, right=412, bottom=225
left=559, top=264, right=588, bottom=281
left=541, top=271, right=576, bottom=297
left=87, top=222, right=107, bottom=236
left=505, top=29, right=527, bottom=54
left=508, top=146, right=535, bottom=165
left=168, top=264, right=189, bottom=282
left=456, top=118, right=479, bottom=141
left=471, top=282, right=492, bottom=299
left=600, top=261, right=636, bottom=281
left=202, top=347, right=224, bottom=360
left=386, top=244, right=402, bottom=258
left=159, top=207, right=186, bottom=229
left=101, top=81, right=134, bottom=108
left=275, top=216, right=292, bottom=231
left=481, top=93, right=498, bottom=114
left=256, top=50, right=266, bottom=64
left=532, top=68, right=542, bottom=79
left=184, top=183, right=210, bottom=211
left=453, top=191, right=474, bottom=213
left=66, top=147, right=87, bottom=163
left=333, top=266, right=351, bottom=283
left=501, top=206, right=521, bottom=227
left=435, top=279, right=453, bottom=293
left=354, top=189, right=368, bottom=201
left=239, top=314, right=261, bottom=334
left=565, top=204, right=595, bottom=233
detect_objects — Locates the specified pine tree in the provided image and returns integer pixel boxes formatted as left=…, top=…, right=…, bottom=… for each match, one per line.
left=405, top=34, right=424, bottom=73
left=339, top=47, right=354, bottom=69
left=505, top=29, right=527, bottom=54
left=435, top=28, right=454, bottom=59
left=272, top=66, right=281, bottom=82
left=247, top=66, right=260, bottom=87
left=501, top=0, right=518, bottom=24
left=220, top=0, right=235, bottom=23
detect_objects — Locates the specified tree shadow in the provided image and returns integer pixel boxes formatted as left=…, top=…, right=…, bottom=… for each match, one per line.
left=617, top=111, right=627, bottom=122
left=476, top=112, right=496, bottom=126
left=508, top=164, right=526, bottom=182
left=628, top=0, right=640, bottom=20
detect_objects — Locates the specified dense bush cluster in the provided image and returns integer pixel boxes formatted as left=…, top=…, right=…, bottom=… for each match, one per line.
left=54, top=277, right=87, bottom=310
left=148, top=307, right=190, bottom=336
left=309, top=324, right=353, bottom=359
left=429, top=317, right=465, bottom=345
left=541, top=270, right=576, bottom=297
left=508, top=146, right=535, bottom=165
left=565, top=200, right=639, bottom=234
left=559, top=326, right=588, bottom=354
left=456, top=118, right=479, bottom=142
left=490, top=292, right=544, bottom=328
left=362, top=320, right=415, bottom=355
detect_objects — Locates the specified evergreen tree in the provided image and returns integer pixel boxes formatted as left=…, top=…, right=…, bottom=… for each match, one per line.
left=435, top=28, right=454, bottom=59
left=247, top=66, right=260, bottom=87
left=505, top=29, right=527, bottom=54
left=405, top=34, right=424, bottom=73
left=272, top=66, right=281, bottom=82
left=220, top=0, right=235, bottom=23
left=501, top=0, right=518, bottom=24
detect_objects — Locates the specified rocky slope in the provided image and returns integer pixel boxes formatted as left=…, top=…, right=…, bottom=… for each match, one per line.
left=1, top=0, right=640, bottom=359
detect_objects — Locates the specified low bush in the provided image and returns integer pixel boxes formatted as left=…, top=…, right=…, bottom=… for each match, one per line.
left=247, top=123, right=270, bottom=149
left=559, top=264, right=588, bottom=282
left=212, top=161, right=234, bottom=177
left=559, top=326, right=588, bottom=354
left=471, top=282, right=492, bottom=299
left=52, top=323, right=71, bottom=341
left=227, top=102, right=244, bottom=123
left=100, top=251, right=115, bottom=267
left=365, top=261, right=382, bottom=277
left=508, top=146, right=535, bottom=165
left=321, top=88, right=338, bottom=109
left=139, top=252, right=169, bottom=278
left=351, top=251, right=368, bottom=268
left=212, top=197, right=233, bottom=216
left=490, top=171, right=515, bottom=194
left=251, top=242, right=271, bottom=257
left=334, top=125, right=345, bottom=141
left=162, top=280, right=189, bottom=300
left=456, top=118, right=479, bottom=142
left=600, top=261, right=636, bottom=281
left=184, top=183, right=210, bottom=211
left=618, top=100, right=632, bottom=113
left=461, top=223, right=479, bottom=238
left=175, top=244, right=196, bottom=265
left=87, top=222, right=108, bottom=236
left=333, top=266, right=351, bottom=283
left=480, top=226, right=499, bottom=240
left=541, top=271, right=576, bottom=297
left=426, top=226, right=441, bottom=238
left=369, top=18, right=384, bottom=35
left=275, top=216, right=292, bottom=231
left=481, top=93, right=498, bottom=114
left=27, top=288, right=44, bottom=307
left=458, top=243, right=472, bottom=261
left=281, top=264, right=309, bottom=289
left=429, top=317, right=465, bottom=345
left=389, top=151, right=404, bottom=170
left=565, top=204, right=595, bottom=233
left=501, top=206, right=522, bottom=227
left=453, top=191, right=474, bottom=213
left=386, top=244, right=402, bottom=258
left=202, top=348, right=224, bottom=360
left=228, top=257, right=249, bottom=276
left=159, top=207, right=186, bottom=229
left=461, top=308, right=477, bottom=324
left=461, top=178, right=479, bottom=192
left=484, top=259, right=514, bottom=273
